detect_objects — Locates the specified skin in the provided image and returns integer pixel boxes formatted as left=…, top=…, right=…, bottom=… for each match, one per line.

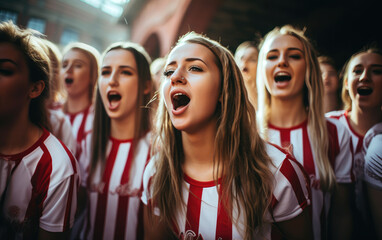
left=61, top=49, right=92, bottom=113
left=346, top=52, right=382, bottom=136
left=264, top=35, right=308, bottom=127
left=320, top=63, right=340, bottom=113
left=0, top=43, right=63, bottom=240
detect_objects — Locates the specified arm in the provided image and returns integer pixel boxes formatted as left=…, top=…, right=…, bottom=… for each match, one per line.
left=329, top=183, right=354, bottom=240
left=143, top=205, right=176, bottom=240
left=274, top=207, right=313, bottom=240
left=366, top=184, right=382, bottom=240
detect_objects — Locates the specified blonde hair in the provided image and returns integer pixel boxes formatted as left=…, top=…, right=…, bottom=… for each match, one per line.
left=341, top=46, right=382, bottom=111
left=62, top=42, right=100, bottom=112
left=150, top=32, right=273, bottom=239
left=257, top=25, right=336, bottom=192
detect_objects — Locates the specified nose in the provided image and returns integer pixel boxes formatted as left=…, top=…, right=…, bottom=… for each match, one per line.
left=359, top=69, right=369, bottom=82
left=170, top=70, right=187, bottom=85
left=108, top=72, right=119, bottom=86
left=277, top=54, right=288, bottom=67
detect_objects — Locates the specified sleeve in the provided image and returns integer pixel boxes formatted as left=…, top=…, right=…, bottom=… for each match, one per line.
left=78, top=133, right=92, bottom=187
left=364, top=134, right=382, bottom=190
left=40, top=174, right=78, bottom=232
left=329, top=118, right=354, bottom=183
left=269, top=156, right=311, bottom=222
left=141, top=157, right=156, bottom=205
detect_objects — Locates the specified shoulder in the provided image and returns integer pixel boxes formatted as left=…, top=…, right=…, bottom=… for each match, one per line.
left=325, top=109, right=346, bottom=119
left=364, top=134, right=382, bottom=189
left=364, top=123, right=382, bottom=149
left=141, top=155, right=158, bottom=205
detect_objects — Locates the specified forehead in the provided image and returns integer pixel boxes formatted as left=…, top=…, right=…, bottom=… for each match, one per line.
left=167, top=42, right=217, bottom=65
left=102, top=48, right=136, bottom=67
left=350, top=52, right=382, bottom=68
left=320, top=63, right=336, bottom=71
left=0, top=42, right=26, bottom=64
left=63, top=49, right=90, bottom=63
left=266, top=34, right=303, bottom=52
left=236, top=46, right=258, bottom=58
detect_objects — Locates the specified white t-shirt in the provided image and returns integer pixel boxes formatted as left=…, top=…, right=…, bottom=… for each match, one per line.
left=267, top=118, right=353, bottom=240
left=0, top=128, right=79, bottom=239
left=363, top=123, right=382, bottom=190
left=142, top=143, right=310, bottom=239
left=49, top=109, right=77, bottom=156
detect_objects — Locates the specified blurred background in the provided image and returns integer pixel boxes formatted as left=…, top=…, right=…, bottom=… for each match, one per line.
left=1, top=0, right=381, bottom=69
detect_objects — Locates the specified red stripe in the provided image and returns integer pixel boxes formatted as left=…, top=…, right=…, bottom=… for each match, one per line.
left=114, top=141, right=135, bottom=239
left=185, top=185, right=203, bottom=236
left=63, top=175, right=75, bottom=230
left=93, top=141, right=120, bottom=240
left=24, top=144, right=52, bottom=237
left=279, top=129, right=291, bottom=149
left=279, top=158, right=307, bottom=207
left=302, top=124, right=315, bottom=176
left=76, top=106, right=89, bottom=144
left=215, top=191, right=232, bottom=239
left=327, top=121, right=340, bottom=168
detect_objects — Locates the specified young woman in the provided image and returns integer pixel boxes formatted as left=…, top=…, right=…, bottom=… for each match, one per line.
left=256, top=25, right=354, bottom=240
left=142, top=32, right=312, bottom=240
left=318, top=55, right=342, bottom=113
left=234, top=41, right=259, bottom=109
left=79, top=42, right=154, bottom=239
left=327, top=46, right=382, bottom=239
left=0, top=21, right=78, bottom=240
left=60, top=42, right=100, bottom=160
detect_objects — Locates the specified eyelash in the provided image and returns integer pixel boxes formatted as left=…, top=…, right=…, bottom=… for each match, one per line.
left=163, top=70, right=174, bottom=77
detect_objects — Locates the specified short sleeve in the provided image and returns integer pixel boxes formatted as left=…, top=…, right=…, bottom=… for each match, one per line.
left=77, top=133, right=92, bottom=187
left=364, top=134, right=382, bottom=190
left=141, top=157, right=156, bottom=205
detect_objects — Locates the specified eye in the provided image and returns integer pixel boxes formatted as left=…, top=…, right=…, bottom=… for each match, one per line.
left=101, top=70, right=111, bottom=76
left=0, top=69, right=13, bottom=76
left=121, top=70, right=132, bottom=76
left=189, top=66, right=202, bottom=72
left=163, top=69, right=174, bottom=77
left=372, top=68, right=382, bottom=75
left=266, top=54, right=278, bottom=60
left=353, top=68, right=363, bottom=75
left=74, top=64, right=83, bottom=68
left=289, top=54, right=302, bottom=60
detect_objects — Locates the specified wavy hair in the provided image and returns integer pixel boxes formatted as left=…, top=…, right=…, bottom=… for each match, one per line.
left=89, top=42, right=154, bottom=183
left=257, top=25, right=336, bottom=192
left=150, top=32, right=273, bottom=239
left=61, top=42, right=100, bottom=112
left=0, top=21, right=51, bottom=131
left=341, top=45, right=382, bottom=111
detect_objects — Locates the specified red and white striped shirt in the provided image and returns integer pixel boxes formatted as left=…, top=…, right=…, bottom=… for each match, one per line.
left=82, top=133, right=151, bottom=240
left=142, top=143, right=310, bottom=239
left=0, top=128, right=79, bottom=239
left=64, top=105, right=94, bottom=160
left=267, top=118, right=353, bottom=240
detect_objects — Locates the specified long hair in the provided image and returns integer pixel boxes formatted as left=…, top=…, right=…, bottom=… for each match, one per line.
left=89, top=42, right=154, bottom=183
left=150, top=32, right=273, bottom=239
left=61, top=42, right=100, bottom=112
left=341, top=45, right=382, bottom=111
left=257, top=25, right=336, bottom=192
left=0, top=21, right=51, bottom=131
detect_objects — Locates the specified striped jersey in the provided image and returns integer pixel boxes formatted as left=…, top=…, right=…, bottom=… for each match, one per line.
left=363, top=123, right=382, bottom=190
left=142, top=143, right=310, bottom=240
left=0, top=128, right=79, bottom=239
left=64, top=105, right=94, bottom=160
left=82, top=133, right=151, bottom=240
left=49, top=109, right=77, bottom=156
left=267, top=118, right=353, bottom=240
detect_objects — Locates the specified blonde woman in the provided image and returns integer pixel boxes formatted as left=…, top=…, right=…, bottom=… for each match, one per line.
left=256, top=25, right=354, bottom=240
left=142, top=32, right=312, bottom=240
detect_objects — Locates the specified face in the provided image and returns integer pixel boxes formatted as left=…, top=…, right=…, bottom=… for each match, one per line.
left=235, top=46, right=258, bottom=83
left=162, top=43, right=221, bottom=133
left=320, top=63, right=339, bottom=94
left=61, top=49, right=92, bottom=99
left=99, top=49, right=139, bottom=122
left=346, top=52, right=382, bottom=110
left=0, top=42, right=32, bottom=120
left=263, top=35, right=306, bottom=100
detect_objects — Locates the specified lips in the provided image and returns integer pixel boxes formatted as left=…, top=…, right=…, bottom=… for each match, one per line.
left=107, top=91, right=122, bottom=110
left=65, top=78, right=73, bottom=84
left=274, top=72, right=291, bottom=82
left=357, top=86, right=373, bottom=96
left=170, top=89, right=190, bottom=114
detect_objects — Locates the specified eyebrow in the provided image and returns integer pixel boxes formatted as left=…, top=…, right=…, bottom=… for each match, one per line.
left=167, top=57, right=207, bottom=66
left=354, top=64, right=382, bottom=68
left=102, top=65, right=136, bottom=71
left=0, top=59, right=17, bottom=66
left=268, top=47, right=304, bottom=53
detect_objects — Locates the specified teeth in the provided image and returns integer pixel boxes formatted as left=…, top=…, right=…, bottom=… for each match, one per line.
left=174, top=93, right=184, bottom=97
left=276, top=72, right=290, bottom=76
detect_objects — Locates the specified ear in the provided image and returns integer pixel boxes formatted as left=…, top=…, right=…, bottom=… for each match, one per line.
left=344, top=77, right=349, bottom=90
left=29, top=80, right=45, bottom=99
left=143, top=80, right=152, bottom=95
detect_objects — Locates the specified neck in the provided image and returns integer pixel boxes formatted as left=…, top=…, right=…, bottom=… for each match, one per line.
left=182, top=120, right=218, bottom=182
left=66, top=94, right=91, bottom=114
left=110, top=116, right=136, bottom=140
left=269, top=96, right=307, bottom=128
left=245, top=80, right=258, bottom=109
left=323, top=92, right=339, bottom=113
left=0, top=113, right=42, bottom=155
left=349, top=106, right=382, bottom=136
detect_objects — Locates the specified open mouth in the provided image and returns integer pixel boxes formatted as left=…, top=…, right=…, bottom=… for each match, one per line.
left=274, top=73, right=291, bottom=82
left=357, top=86, right=373, bottom=96
left=107, top=92, right=122, bottom=108
left=172, top=93, right=190, bottom=110
left=65, top=78, right=73, bottom=84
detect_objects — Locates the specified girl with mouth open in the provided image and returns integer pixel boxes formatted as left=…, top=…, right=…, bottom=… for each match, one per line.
left=78, top=42, right=154, bottom=240
left=326, top=46, right=382, bottom=239
left=256, top=25, right=354, bottom=240
left=142, top=32, right=312, bottom=240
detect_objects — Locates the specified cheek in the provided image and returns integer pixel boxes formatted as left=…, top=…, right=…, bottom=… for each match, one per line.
left=98, top=81, right=108, bottom=105
left=162, top=80, right=171, bottom=109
